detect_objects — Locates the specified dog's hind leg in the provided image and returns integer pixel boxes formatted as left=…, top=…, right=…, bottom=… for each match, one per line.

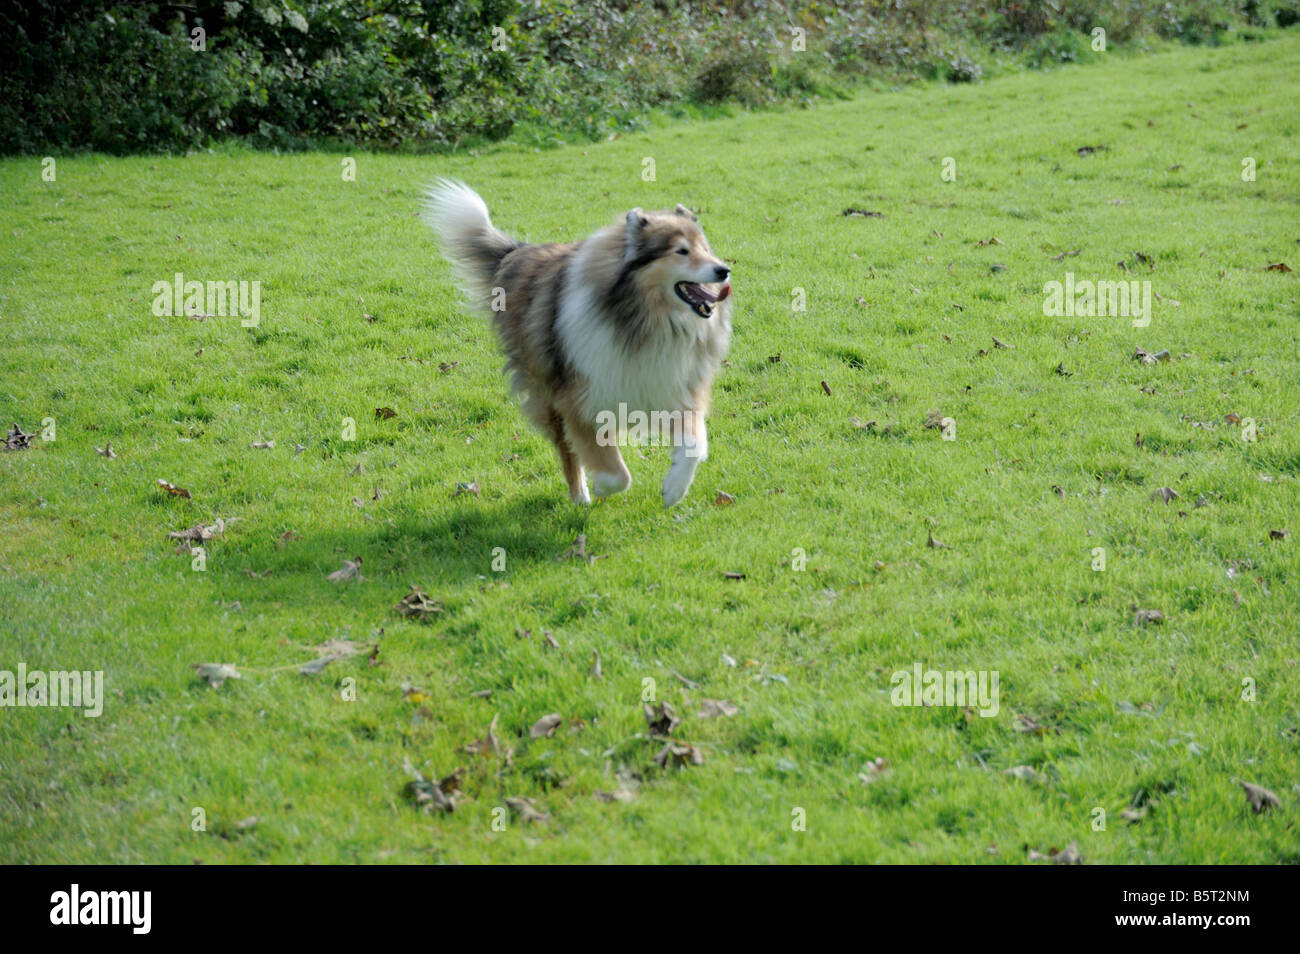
left=524, top=395, right=588, bottom=504
left=546, top=407, right=589, bottom=504
left=561, top=414, right=631, bottom=499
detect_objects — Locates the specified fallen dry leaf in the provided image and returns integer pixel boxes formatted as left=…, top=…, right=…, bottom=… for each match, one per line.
left=375, top=407, right=396, bottom=420
left=95, top=442, right=116, bottom=459
left=401, top=758, right=457, bottom=814
left=923, top=409, right=945, bottom=429
left=697, top=698, right=739, bottom=719
left=927, top=530, right=949, bottom=549
left=644, top=702, right=681, bottom=736
left=529, top=713, right=562, bottom=739
left=193, top=662, right=240, bottom=688
left=505, top=796, right=549, bottom=823
left=858, top=757, right=891, bottom=784
left=453, top=480, right=480, bottom=497
left=167, top=516, right=229, bottom=542
left=394, top=585, right=442, bottom=619
left=3, top=423, right=35, bottom=450
left=654, top=741, right=704, bottom=768
left=1240, top=780, right=1280, bottom=814
left=1150, top=487, right=1179, bottom=503
left=1132, top=606, right=1165, bottom=626
left=557, top=533, right=602, bottom=564
left=1265, top=262, right=1292, bottom=272
left=326, top=558, right=364, bottom=583
left=157, top=478, right=192, bottom=499
left=714, top=490, right=736, bottom=506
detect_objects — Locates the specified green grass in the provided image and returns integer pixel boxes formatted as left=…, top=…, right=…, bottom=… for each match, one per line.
left=2, top=36, right=1298, bottom=864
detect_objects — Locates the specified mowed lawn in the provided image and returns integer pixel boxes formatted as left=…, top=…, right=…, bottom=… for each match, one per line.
left=1, top=35, right=1297, bottom=864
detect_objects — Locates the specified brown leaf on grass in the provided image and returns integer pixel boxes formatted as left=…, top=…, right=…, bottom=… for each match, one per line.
left=590, top=649, right=603, bottom=680
left=820, top=380, right=832, bottom=396
left=842, top=207, right=883, bottom=218
left=644, top=702, right=681, bottom=736
left=1223, top=412, right=1242, bottom=424
left=767, top=353, right=781, bottom=363
left=1014, top=714, right=1051, bottom=735
left=277, top=530, right=298, bottom=547
left=697, top=698, right=739, bottom=719
left=1051, top=249, right=1081, bottom=262
left=1076, top=145, right=1098, bottom=156
left=299, top=655, right=336, bottom=675
left=452, top=480, right=480, bottom=498
left=168, top=517, right=229, bottom=542
left=992, top=336, right=1011, bottom=349
left=374, top=407, right=396, bottom=420
left=192, top=662, right=240, bottom=688
left=595, top=769, right=640, bottom=803
left=1132, top=250, right=1153, bottom=270
left=1029, top=842, right=1081, bottom=868
left=1240, top=780, right=1280, bottom=813
left=394, top=585, right=442, bottom=619
left=250, top=440, right=274, bottom=449
left=654, top=741, right=704, bottom=768
left=310, top=638, right=368, bottom=659
left=1132, top=606, right=1165, bottom=626
left=1054, top=362, right=1072, bottom=377
left=1151, top=487, right=1179, bottom=503
left=923, top=409, right=945, bottom=429
left=157, top=478, right=192, bottom=499
left=975, top=237, right=1005, bottom=247
left=437, top=360, right=459, bottom=373
left=858, top=757, right=891, bottom=784
left=714, top=490, right=736, bottom=506
left=927, top=530, right=949, bottom=549
left=850, top=417, right=877, bottom=430
left=543, top=630, right=560, bottom=651
left=326, top=558, right=364, bottom=583
left=401, top=758, right=457, bottom=813
left=529, top=713, right=562, bottom=739
left=723, top=571, right=746, bottom=580
left=95, top=442, right=116, bottom=459
left=1265, top=262, right=1292, bottom=272
left=1268, top=529, right=1288, bottom=541
left=557, top=533, right=603, bottom=564
left=505, top=796, right=549, bottom=823
left=3, top=423, right=35, bottom=450
left=1005, top=765, right=1043, bottom=782
left=367, top=643, right=381, bottom=667
left=462, top=714, right=503, bottom=756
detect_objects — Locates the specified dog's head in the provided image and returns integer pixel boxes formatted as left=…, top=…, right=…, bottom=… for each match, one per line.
left=620, top=204, right=731, bottom=319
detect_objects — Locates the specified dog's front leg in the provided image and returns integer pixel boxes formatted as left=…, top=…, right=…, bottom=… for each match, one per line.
left=662, top=411, right=707, bottom=507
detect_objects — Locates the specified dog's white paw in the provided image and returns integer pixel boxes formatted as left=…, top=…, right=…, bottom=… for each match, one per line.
left=571, top=481, right=592, bottom=505
left=592, top=470, right=631, bottom=498
left=661, top=463, right=696, bottom=507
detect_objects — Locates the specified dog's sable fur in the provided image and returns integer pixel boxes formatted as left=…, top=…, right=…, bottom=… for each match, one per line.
left=424, top=180, right=732, bottom=507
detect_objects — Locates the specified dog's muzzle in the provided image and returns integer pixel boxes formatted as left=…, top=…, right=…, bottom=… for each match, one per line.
left=674, top=281, right=732, bottom=319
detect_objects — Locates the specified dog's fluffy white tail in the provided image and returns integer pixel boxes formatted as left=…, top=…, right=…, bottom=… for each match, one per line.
left=422, top=179, right=518, bottom=307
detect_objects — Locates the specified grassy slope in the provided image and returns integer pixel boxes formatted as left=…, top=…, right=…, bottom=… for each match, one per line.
left=1, top=36, right=1297, bottom=864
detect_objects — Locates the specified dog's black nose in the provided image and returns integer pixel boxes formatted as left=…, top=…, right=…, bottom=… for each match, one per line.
left=713, top=265, right=730, bottom=281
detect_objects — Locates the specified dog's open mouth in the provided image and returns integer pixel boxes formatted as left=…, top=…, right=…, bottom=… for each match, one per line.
left=674, top=281, right=731, bottom=319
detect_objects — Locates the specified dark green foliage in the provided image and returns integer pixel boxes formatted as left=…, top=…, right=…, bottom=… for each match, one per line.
left=0, top=1, right=1293, bottom=154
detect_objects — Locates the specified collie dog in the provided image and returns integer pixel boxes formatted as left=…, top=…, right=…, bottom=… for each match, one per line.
left=424, top=181, right=732, bottom=507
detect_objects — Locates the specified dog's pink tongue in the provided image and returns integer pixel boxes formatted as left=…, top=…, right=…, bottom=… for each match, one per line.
left=718, top=283, right=731, bottom=301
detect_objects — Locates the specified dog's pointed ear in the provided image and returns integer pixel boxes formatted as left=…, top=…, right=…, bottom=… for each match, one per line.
left=624, top=207, right=647, bottom=249
left=674, top=203, right=698, bottom=222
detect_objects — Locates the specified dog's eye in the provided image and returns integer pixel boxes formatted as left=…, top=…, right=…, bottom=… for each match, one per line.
left=676, top=248, right=689, bottom=255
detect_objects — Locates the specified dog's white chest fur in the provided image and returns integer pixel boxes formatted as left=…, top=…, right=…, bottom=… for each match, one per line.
left=557, top=247, right=726, bottom=421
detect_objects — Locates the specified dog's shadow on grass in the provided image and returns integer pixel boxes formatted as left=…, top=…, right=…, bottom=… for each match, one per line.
left=308, top=492, right=591, bottom=589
